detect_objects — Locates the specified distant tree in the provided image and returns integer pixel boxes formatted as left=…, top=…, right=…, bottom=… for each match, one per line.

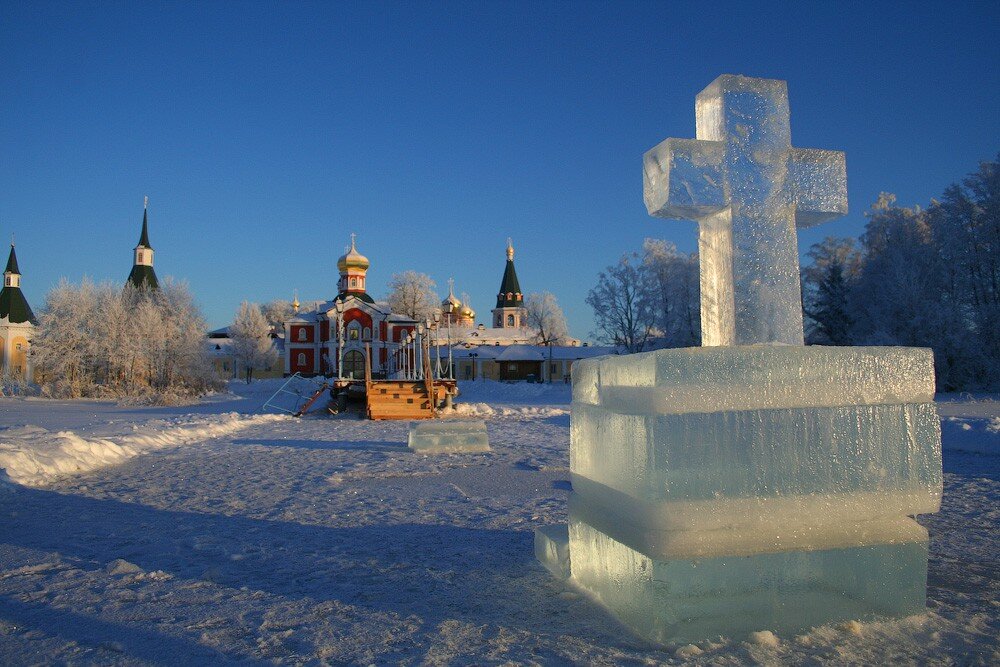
left=928, top=155, right=1000, bottom=361
left=261, top=300, right=295, bottom=331
left=387, top=271, right=438, bottom=320
left=587, top=253, right=654, bottom=353
left=31, top=278, right=220, bottom=401
left=640, top=239, right=700, bottom=348
left=524, top=292, right=570, bottom=346
left=229, top=301, right=278, bottom=383
left=801, top=236, right=861, bottom=345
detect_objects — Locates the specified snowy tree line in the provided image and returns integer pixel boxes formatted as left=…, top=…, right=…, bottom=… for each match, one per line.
left=590, top=156, right=999, bottom=390
left=803, top=156, right=999, bottom=390
left=31, top=280, right=221, bottom=402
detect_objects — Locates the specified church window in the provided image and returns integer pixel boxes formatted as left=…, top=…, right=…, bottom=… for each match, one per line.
left=350, top=328, right=359, bottom=340
left=298, top=328, right=307, bottom=341
left=363, top=327, right=371, bottom=340
left=297, top=352, right=306, bottom=366
left=351, top=278, right=357, bottom=288
left=507, top=314, right=515, bottom=327
left=138, top=252, right=143, bottom=263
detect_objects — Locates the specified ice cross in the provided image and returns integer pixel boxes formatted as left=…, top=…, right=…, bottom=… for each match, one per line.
left=643, top=75, right=847, bottom=346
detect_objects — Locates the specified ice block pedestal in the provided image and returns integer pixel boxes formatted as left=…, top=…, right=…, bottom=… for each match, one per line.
left=535, top=74, right=942, bottom=643
left=538, top=344, right=942, bottom=644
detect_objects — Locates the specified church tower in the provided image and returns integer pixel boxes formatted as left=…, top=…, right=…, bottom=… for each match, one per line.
left=0, top=243, right=37, bottom=381
left=127, top=197, right=159, bottom=290
left=492, top=238, right=525, bottom=329
left=336, top=234, right=374, bottom=303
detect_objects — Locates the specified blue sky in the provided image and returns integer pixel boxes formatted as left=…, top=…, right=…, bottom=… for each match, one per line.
left=2, top=1, right=997, bottom=337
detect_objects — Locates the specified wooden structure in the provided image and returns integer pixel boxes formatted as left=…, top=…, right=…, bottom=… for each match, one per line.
left=364, top=340, right=456, bottom=420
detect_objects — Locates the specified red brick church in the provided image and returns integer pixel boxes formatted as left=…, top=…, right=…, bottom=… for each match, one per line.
left=283, top=235, right=420, bottom=378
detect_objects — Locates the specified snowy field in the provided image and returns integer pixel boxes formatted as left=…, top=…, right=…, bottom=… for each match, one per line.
left=0, top=380, right=996, bottom=665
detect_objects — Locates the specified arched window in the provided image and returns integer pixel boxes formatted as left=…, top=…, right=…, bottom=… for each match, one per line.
left=350, top=277, right=357, bottom=288
left=507, top=314, right=515, bottom=327
left=297, top=328, right=307, bottom=341
left=343, top=350, right=366, bottom=379
left=363, top=327, right=371, bottom=341
left=137, top=251, right=144, bottom=263
left=297, top=352, right=306, bottom=366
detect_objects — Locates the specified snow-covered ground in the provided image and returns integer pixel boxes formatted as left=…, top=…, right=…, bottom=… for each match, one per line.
left=0, top=380, right=996, bottom=664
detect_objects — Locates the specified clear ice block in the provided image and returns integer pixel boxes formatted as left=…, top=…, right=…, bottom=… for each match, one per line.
left=570, top=401, right=942, bottom=520
left=534, top=524, right=571, bottom=579
left=568, top=515, right=928, bottom=644
left=574, top=346, right=936, bottom=413
left=408, top=420, right=490, bottom=453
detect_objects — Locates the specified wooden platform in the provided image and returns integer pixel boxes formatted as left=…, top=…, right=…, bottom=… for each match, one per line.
left=366, top=380, right=436, bottom=420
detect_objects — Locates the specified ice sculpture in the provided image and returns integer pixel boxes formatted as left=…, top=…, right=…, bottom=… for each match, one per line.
left=536, top=75, right=942, bottom=644
left=408, top=420, right=490, bottom=453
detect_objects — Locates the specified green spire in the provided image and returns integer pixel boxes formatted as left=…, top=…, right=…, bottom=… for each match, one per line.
left=495, top=238, right=523, bottom=308
left=4, top=244, right=19, bottom=275
left=138, top=198, right=152, bottom=249
left=1, top=244, right=36, bottom=324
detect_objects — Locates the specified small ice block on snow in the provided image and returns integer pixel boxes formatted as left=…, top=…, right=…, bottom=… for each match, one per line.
left=570, top=401, right=942, bottom=517
left=534, top=524, right=570, bottom=580
left=567, top=515, right=928, bottom=644
left=408, top=420, right=490, bottom=453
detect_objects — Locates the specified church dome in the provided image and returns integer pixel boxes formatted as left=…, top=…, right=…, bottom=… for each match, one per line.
left=459, top=304, right=475, bottom=320
left=442, top=292, right=462, bottom=311
left=337, top=235, right=369, bottom=272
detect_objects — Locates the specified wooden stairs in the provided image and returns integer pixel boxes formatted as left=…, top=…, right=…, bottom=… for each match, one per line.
left=364, top=340, right=448, bottom=420
left=366, top=380, right=436, bottom=420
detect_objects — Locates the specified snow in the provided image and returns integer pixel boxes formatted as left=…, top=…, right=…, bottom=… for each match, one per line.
left=0, top=381, right=996, bottom=664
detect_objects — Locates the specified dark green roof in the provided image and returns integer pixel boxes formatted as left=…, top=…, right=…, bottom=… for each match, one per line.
left=336, top=291, right=375, bottom=304
left=127, top=264, right=159, bottom=290
left=138, top=208, right=152, bottom=249
left=495, top=259, right=523, bottom=307
left=0, top=286, right=35, bottom=324
left=4, top=245, right=20, bottom=274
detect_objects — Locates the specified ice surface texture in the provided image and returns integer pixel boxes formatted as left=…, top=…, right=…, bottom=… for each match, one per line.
left=568, top=516, right=927, bottom=644
left=643, top=75, right=847, bottom=346
left=408, top=420, right=490, bottom=453
left=534, top=525, right=571, bottom=579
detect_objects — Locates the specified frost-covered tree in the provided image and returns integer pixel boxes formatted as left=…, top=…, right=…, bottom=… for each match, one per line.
left=524, top=292, right=570, bottom=346
left=928, top=155, right=1000, bottom=365
left=261, top=299, right=295, bottom=331
left=587, top=253, right=654, bottom=353
left=230, top=301, right=278, bottom=383
left=801, top=237, right=861, bottom=345
left=640, top=239, right=700, bottom=348
left=31, top=278, right=220, bottom=401
left=387, top=271, right=438, bottom=320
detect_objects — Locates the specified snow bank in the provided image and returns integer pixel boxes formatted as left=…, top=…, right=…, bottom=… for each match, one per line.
left=452, top=402, right=568, bottom=419
left=0, top=413, right=285, bottom=488
left=940, top=416, right=1000, bottom=455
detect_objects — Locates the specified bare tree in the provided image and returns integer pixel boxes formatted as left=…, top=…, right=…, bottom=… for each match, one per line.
left=640, top=239, right=700, bottom=348
left=586, top=253, right=654, bottom=353
left=230, top=301, right=278, bottom=383
left=387, top=271, right=438, bottom=320
left=524, top=292, right=569, bottom=345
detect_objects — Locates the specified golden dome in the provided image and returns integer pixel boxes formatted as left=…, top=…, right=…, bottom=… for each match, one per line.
left=459, top=304, right=475, bottom=319
left=441, top=278, right=462, bottom=312
left=337, top=234, right=369, bottom=272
